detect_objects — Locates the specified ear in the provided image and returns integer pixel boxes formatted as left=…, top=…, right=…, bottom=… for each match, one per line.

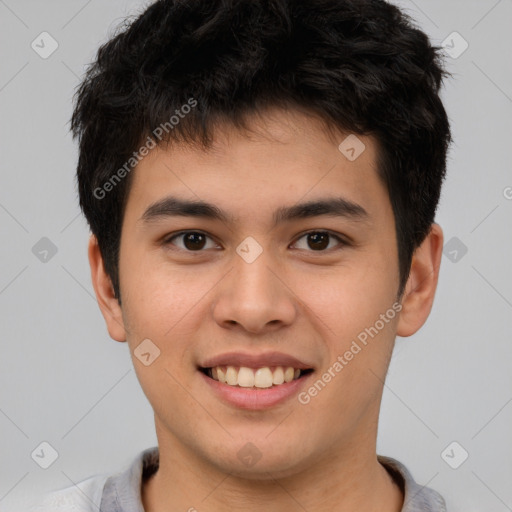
left=396, top=223, right=443, bottom=337
left=88, top=234, right=127, bottom=342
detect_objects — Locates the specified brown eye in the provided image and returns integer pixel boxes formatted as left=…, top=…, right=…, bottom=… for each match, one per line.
left=166, top=231, right=218, bottom=251
left=292, top=231, right=345, bottom=252
left=306, top=232, right=329, bottom=250
left=182, top=232, right=206, bottom=250
left=164, top=230, right=346, bottom=254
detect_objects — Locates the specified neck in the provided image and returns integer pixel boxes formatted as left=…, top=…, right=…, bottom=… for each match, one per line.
left=142, top=429, right=403, bottom=512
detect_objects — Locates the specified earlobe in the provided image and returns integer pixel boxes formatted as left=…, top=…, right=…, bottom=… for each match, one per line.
left=396, top=223, right=444, bottom=338
left=88, top=234, right=127, bottom=342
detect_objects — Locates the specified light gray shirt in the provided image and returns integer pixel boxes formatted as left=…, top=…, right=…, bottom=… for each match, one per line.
left=29, top=446, right=447, bottom=511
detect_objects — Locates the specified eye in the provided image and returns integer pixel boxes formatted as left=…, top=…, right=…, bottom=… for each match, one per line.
left=291, top=230, right=346, bottom=252
left=164, top=229, right=347, bottom=253
left=164, top=231, right=220, bottom=252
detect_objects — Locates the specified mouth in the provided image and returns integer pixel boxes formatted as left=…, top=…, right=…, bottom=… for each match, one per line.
left=197, top=351, right=316, bottom=409
left=199, top=365, right=315, bottom=389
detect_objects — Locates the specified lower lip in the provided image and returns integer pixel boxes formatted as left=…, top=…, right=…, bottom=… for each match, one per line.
left=199, top=370, right=314, bottom=410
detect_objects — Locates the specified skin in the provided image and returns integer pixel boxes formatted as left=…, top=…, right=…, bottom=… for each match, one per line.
left=89, top=106, right=443, bottom=512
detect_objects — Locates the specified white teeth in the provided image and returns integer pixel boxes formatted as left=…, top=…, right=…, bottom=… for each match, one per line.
left=207, top=365, right=307, bottom=388
left=272, top=366, right=284, bottom=385
left=238, top=367, right=255, bottom=387
left=225, top=366, right=238, bottom=385
left=254, top=368, right=273, bottom=388
left=284, top=367, right=295, bottom=383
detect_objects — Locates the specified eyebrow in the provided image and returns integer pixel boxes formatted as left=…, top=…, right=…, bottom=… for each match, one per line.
left=140, top=195, right=370, bottom=228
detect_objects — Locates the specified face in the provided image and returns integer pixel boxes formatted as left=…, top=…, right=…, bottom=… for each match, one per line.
left=97, top=107, right=406, bottom=478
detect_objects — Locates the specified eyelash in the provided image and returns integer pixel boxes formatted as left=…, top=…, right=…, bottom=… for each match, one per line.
left=163, top=230, right=348, bottom=254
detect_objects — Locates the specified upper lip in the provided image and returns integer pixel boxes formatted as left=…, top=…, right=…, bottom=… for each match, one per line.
left=200, top=351, right=314, bottom=370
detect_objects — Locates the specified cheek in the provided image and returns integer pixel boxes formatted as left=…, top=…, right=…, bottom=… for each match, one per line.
left=119, top=247, right=197, bottom=333
left=301, top=257, right=398, bottom=335
left=119, top=260, right=219, bottom=390
left=300, top=254, right=398, bottom=392
left=120, top=267, right=198, bottom=408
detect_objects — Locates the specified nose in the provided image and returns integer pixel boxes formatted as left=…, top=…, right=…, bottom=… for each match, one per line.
left=210, top=247, right=297, bottom=334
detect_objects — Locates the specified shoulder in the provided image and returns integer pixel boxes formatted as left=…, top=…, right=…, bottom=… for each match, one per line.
left=27, top=474, right=110, bottom=512
left=25, top=447, right=159, bottom=512
left=378, top=456, right=447, bottom=512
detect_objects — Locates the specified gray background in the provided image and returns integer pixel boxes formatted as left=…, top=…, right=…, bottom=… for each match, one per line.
left=1, top=0, right=511, bottom=510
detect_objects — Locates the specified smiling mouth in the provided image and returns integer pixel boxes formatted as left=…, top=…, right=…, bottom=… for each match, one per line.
left=199, top=365, right=314, bottom=388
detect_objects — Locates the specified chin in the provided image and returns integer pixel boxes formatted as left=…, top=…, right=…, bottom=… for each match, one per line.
left=205, top=442, right=312, bottom=480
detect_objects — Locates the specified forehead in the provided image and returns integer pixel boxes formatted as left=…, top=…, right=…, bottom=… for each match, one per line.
left=124, top=107, right=390, bottom=227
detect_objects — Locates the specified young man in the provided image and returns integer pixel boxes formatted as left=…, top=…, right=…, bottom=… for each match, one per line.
left=33, top=0, right=451, bottom=510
